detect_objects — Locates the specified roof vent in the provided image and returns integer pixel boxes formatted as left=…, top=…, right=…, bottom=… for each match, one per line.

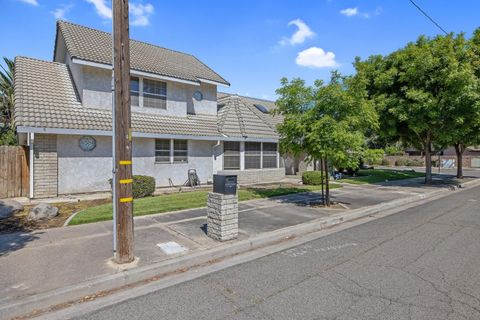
left=254, top=104, right=269, bottom=114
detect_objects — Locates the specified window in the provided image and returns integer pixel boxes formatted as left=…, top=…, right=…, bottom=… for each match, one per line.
left=223, top=141, right=240, bottom=170
left=155, top=139, right=170, bottom=163
left=245, top=142, right=261, bottom=169
left=174, top=140, right=188, bottom=163
left=130, top=77, right=140, bottom=107
left=143, top=79, right=167, bottom=109
left=262, top=143, right=278, bottom=168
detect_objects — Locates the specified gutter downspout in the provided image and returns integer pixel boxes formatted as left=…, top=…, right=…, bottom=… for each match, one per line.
left=212, top=140, right=221, bottom=175
left=28, top=132, right=34, bottom=199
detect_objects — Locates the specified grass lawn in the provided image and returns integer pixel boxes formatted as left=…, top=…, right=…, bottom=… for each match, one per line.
left=69, top=184, right=340, bottom=226
left=340, top=169, right=425, bottom=185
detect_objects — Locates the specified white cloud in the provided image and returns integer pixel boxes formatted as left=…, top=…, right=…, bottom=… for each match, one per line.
left=85, top=0, right=154, bottom=26
left=279, top=19, right=315, bottom=46
left=340, top=7, right=358, bottom=17
left=18, top=0, right=38, bottom=6
left=52, top=4, right=73, bottom=20
left=130, top=3, right=154, bottom=26
left=296, top=47, right=337, bottom=68
left=340, top=6, right=382, bottom=19
left=85, top=0, right=111, bottom=19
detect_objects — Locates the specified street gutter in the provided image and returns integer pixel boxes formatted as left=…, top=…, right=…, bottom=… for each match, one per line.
left=3, top=178, right=480, bottom=320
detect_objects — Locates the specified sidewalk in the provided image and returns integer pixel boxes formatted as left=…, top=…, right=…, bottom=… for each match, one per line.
left=0, top=176, right=477, bottom=319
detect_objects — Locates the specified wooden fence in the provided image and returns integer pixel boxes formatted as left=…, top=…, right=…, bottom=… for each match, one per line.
left=0, top=146, right=29, bottom=198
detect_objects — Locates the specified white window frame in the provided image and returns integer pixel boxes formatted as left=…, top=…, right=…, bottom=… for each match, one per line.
left=155, top=139, right=189, bottom=164
left=130, top=76, right=167, bottom=109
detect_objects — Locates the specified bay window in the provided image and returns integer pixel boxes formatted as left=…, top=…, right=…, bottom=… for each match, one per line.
left=262, top=143, right=278, bottom=168
left=245, top=142, right=261, bottom=169
left=223, top=141, right=240, bottom=170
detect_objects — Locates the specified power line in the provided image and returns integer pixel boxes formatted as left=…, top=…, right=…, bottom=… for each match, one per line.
left=408, top=0, right=448, bottom=35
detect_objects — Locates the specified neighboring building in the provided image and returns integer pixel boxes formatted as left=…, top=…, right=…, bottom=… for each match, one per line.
left=14, top=21, right=288, bottom=198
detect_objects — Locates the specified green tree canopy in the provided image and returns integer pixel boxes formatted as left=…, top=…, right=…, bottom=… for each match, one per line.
left=355, top=30, right=480, bottom=182
left=0, top=57, right=16, bottom=145
left=275, top=71, right=377, bottom=172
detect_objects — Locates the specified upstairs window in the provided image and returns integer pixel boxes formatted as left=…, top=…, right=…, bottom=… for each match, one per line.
left=130, top=77, right=140, bottom=107
left=223, top=141, right=240, bottom=170
left=143, top=79, right=167, bottom=109
left=173, top=140, right=188, bottom=163
left=245, top=142, right=261, bottom=169
left=262, top=143, right=278, bottom=168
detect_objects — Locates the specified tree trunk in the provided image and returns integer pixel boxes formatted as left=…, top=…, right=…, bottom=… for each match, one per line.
left=424, top=139, right=432, bottom=185
left=324, top=158, right=330, bottom=206
left=320, top=157, right=325, bottom=206
left=454, top=143, right=464, bottom=179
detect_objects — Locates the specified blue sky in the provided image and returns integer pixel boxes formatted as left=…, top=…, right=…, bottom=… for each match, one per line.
left=1, top=0, right=479, bottom=100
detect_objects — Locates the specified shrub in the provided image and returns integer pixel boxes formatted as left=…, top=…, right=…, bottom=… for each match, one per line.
left=381, top=158, right=390, bottom=166
left=407, top=159, right=424, bottom=167
left=363, top=149, right=384, bottom=165
left=108, top=175, right=156, bottom=198
left=132, top=175, right=156, bottom=198
left=385, top=146, right=405, bottom=156
left=302, top=171, right=323, bottom=185
left=394, top=158, right=408, bottom=166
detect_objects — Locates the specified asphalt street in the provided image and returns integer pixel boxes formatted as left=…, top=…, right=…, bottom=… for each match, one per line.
left=74, top=185, right=480, bottom=320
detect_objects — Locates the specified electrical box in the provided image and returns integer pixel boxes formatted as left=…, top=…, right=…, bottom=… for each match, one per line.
left=213, top=174, right=237, bottom=195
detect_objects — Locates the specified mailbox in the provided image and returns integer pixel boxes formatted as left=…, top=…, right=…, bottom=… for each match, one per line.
left=213, top=174, right=237, bottom=195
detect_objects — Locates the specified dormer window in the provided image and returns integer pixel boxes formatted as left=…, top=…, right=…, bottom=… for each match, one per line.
left=129, top=77, right=167, bottom=109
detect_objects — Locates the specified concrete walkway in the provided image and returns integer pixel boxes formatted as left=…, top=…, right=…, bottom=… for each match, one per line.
left=0, top=176, right=475, bottom=319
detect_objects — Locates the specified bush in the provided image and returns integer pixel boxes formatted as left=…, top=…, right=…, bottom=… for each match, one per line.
left=363, top=149, right=384, bottom=165
left=108, top=175, right=156, bottom=198
left=302, top=171, right=323, bottom=185
left=394, top=158, right=408, bottom=166
left=407, top=159, right=424, bottom=167
left=381, top=158, right=390, bottom=166
left=385, top=146, right=405, bottom=156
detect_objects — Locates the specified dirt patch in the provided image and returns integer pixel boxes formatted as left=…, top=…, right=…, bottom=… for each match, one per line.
left=0, top=198, right=110, bottom=234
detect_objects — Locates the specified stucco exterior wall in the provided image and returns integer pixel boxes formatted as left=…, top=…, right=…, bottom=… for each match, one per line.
left=57, top=135, right=216, bottom=194
left=66, top=64, right=217, bottom=116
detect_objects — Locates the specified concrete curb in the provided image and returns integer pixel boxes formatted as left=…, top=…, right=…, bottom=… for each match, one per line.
left=2, top=179, right=480, bottom=320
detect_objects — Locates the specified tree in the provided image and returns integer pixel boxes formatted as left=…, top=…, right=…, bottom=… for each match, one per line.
left=439, top=29, right=480, bottom=178
left=355, top=32, right=480, bottom=184
left=437, top=32, right=480, bottom=178
left=0, top=57, right=16, bottom=145
left=275, top=72, right=377, bottom=205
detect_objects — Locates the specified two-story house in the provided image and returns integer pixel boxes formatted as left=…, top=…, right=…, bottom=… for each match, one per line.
left=14, top=21, right=286, bottom=198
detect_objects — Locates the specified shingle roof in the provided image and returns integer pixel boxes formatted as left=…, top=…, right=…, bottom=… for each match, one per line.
left=217, top=95, right=279, bottom=140
left=56, top=21, right=229, bottom=86
left=217, top=93, right=284, bottom=128
left=14, top=57, right=221, bottom=137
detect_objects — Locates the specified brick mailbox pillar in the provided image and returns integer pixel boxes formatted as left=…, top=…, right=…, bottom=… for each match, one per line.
left=207, top=174, right=238, bottom=241
left=207, top=193, right=238, bottom=241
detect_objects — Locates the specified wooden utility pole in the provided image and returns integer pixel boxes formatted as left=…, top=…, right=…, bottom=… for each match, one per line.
left=113, top=0, right=134, bottom=264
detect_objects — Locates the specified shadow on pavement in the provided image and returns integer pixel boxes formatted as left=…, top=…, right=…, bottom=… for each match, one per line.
left=0, top=231, right=41, bottom=257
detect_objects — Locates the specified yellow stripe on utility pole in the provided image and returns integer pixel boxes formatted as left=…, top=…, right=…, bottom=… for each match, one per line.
left=119, top=197, right=133, bottom=203
left=119, top=160, right=132, bottom=165
left=120, top=179, right=133, bottom=184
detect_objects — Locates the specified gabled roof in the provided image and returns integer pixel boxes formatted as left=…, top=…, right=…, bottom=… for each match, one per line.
left=55, top=21, right=229, bottom=86
left=14, top=57, right=221, bottom=138
left=217, top=95, right=279, bottom=140
left=14, top=57, right=279, bottom=141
